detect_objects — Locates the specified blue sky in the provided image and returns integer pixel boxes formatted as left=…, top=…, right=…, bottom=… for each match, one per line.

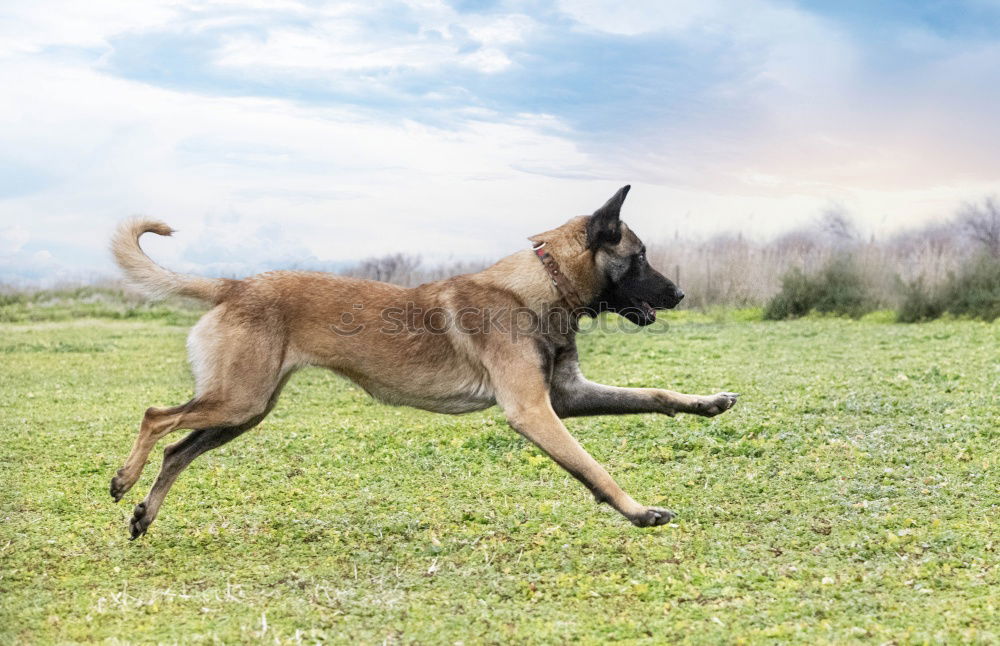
left=2, top=0, right=1000, bottom=283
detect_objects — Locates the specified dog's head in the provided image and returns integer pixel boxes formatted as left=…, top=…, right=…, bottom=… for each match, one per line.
left=584, top=185, right=684, bottom=326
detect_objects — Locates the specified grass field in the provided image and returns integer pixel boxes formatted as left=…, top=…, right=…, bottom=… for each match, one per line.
left=1, top=314, right=998, bottom=644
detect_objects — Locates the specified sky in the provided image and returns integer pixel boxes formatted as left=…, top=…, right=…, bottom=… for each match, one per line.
left=2, top=0, right=1000, bottom=284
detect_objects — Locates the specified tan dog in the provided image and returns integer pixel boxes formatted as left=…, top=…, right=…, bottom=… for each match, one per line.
left=110, top=186, right=738, bottom=539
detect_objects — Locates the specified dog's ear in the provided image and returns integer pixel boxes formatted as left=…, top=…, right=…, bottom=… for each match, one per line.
left=586, top=185, right=630, bottom=249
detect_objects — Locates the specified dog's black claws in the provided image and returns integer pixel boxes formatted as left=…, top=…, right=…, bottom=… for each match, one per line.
left=110, top=477, right=126, bottom=502
left=110, top=468, right=133, bottom=502
left=630, top=506, right=676, bottom=528
left=129, top=502, right=150, bottom=540
left=700, top=392, right=740, bottom=416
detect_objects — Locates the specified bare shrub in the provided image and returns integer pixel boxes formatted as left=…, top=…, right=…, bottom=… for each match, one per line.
left=818, top=205, right=859, bottom=246
left=348, top=253, right=423, bottom=285
left=344, top=254, right=487, bottom=287
left=10, top=198, right=994, bottom=321
left=958, top=196, right=1000, bottom=257
left=645, top=203, right=993, bottom=314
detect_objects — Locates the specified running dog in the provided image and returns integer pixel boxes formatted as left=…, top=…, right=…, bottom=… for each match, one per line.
left=110, top=185, right=738, bottom=538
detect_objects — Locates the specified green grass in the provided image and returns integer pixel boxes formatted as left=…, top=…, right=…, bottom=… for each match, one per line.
left=0, top=286, right=203, bottom=325
left=1, top=316, right=998, bottom=644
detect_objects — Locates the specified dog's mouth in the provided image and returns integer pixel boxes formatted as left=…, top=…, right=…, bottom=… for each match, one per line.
left=621, top=300, right=657, bottom=326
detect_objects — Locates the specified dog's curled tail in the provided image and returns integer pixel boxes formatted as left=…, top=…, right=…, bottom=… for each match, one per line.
left=111, top=217, right=226, bottom=303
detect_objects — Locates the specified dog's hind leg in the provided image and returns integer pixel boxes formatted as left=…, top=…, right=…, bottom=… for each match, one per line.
left=109, top=394, right=284, bottom=502
left=111, top=308, right=293, bottom=514
left=111, top=311, right=224, bottom=501
left=128, top=423, right=250, bottom=539
left=125, top=369, right=292, bottom=539
left=110, top=401, right=205, bottom=501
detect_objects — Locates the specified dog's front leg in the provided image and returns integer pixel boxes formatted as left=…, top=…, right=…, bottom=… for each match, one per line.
left=491, top=358, right=673, bottom=527
left=551, top=378, right=739, bottom=419
left=549, top=350, right=737, bottom=418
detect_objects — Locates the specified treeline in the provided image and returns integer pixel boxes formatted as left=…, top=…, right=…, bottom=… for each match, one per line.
left=3, top=198, right=998, bottom=323
left=302, top=199, right=1000, bottom=322
left=646, top=198, right=1000, bottom=322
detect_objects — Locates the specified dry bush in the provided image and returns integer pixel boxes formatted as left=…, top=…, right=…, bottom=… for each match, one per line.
left=958, top=196, right=1000, bottom=257
left=345, top=253, right=487, bottom=287
left=9, top=199, right=995, bottom=320
left=347, top=202, right=989, bottom=315
left=646, top=207, right=985, bottom=312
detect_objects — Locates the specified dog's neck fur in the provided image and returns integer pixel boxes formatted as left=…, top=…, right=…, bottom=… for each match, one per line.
left=479, top=216, right=603, bottom=312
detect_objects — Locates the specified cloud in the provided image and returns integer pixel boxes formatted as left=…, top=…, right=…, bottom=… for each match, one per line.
left=0, top=0, right=178, bottom=56
left=0, top=226, right=75, bottom=285
left=210, top=3, right=534, bottom=76
left=555, top=0, right=722, bottom=36
left=1, top=0, right=1000, bottom=284
left=171, top=214, right=328, bottom=277
left=0, top=225, right=30, bottom=255
left=0, top=52, right=604, bottom=281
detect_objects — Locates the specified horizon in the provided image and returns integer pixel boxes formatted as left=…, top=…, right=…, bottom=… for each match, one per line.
left=2, top=0, right=1000, bottom=285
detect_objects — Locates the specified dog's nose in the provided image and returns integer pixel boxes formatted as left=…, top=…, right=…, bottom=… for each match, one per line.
left=675, top=289, right=685, bottom=302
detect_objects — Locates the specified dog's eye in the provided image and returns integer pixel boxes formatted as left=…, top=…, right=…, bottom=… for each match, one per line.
left=636, top=252, right=646, bottom=264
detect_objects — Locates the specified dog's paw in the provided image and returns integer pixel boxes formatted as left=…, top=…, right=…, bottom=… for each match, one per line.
left=129, top=502, right=152, bottom=540
left=109, top=469, right=133, bottom=502
left=698, top=392, right=739, bottom=417
left=628, top=506, right=675, bottom=528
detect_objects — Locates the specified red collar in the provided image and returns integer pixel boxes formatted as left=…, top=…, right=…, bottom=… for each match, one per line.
left=531, top=241, right=585, bottom=309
